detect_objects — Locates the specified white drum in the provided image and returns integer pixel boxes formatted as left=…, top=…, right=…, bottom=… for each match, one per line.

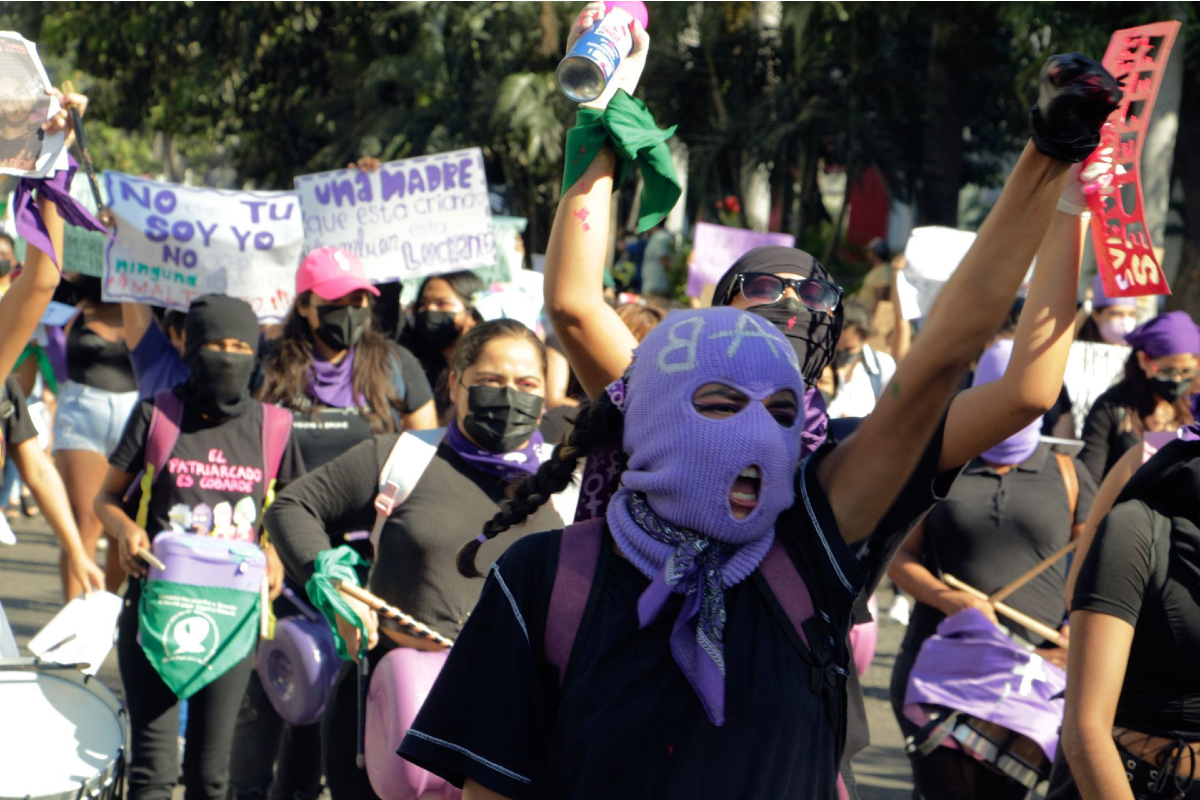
left=0, top=661, right=127, bottom=800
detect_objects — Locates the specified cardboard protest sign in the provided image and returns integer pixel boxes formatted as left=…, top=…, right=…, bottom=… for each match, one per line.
left=0, top=32, right=66, bottom=179
left=294, top=147, right=495, bottom=283
left=1087, top=21, right=1181, bottom=298
left=902, top=226, right=977, bottom=319
left=102, top=172, right=304, bottom=322
left=687, top=222, right=795, bottom=298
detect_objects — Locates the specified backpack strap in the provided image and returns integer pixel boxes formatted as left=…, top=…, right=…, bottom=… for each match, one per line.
left=1054, top=452, right=1080, bottom=520
left=259, top=403, right=294, bottom=513
left=863, top=345, right=884, bottom=401
left=545, top=517, right=605, bottom=687
left=133, top=390, right=185, bottom=530
left=371, top=428, right=446, bottom=547
left=757, top=539, right=816, bottom=647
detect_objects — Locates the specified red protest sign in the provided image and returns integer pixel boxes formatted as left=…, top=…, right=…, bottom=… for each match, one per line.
left=1086, top=21, right=1180, bottom=298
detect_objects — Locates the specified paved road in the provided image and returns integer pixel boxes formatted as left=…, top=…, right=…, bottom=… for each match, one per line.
left=1, top=513, right=917, bottom=798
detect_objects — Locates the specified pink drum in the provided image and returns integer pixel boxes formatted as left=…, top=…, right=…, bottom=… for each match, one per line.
left=365, top=647, right=460, bottom=800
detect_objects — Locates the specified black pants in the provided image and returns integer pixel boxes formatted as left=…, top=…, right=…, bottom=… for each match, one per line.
left=228, top=671, right=324, bottom=800
left=118, top=588, right=255, bottom=800
left=323, top=655, right=384, bottom=800
left=889, top=609, right=1026, bottom=800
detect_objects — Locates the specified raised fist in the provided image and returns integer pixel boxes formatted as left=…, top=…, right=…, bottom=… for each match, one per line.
left=1029, top=53, right=1121, bottom=163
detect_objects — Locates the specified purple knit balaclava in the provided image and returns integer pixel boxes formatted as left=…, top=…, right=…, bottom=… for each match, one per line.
left=608, top=307, right=804, bottom=725
left=973, top=338, right=1042, bottom=465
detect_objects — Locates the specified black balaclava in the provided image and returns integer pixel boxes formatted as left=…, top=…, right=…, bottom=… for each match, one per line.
left=179, top=294, right=260, bottom=420
left=712, top=246, right=844, bottom=388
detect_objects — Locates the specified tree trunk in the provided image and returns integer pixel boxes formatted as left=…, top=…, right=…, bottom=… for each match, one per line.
left=915, top=17, right=967, bottom=228
left=1166, top=67, right=1200, bottom=317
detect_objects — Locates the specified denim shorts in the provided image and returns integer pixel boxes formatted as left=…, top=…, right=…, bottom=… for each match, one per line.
left=53, top=381, right=139, bottom=457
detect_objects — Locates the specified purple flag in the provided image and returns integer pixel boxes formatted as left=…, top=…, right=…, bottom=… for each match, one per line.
left=904, top=608, right=1065, bottom=761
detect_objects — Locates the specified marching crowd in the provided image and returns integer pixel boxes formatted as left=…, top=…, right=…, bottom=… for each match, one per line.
left=4, top=7, right=1200, bottom=800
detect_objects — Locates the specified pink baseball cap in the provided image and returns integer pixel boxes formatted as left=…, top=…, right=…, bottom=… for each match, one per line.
left=296, top=246, right=380, bottom=300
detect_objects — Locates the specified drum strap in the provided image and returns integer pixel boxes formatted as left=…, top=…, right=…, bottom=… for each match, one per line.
left=906, top=708, right=964, bottom=759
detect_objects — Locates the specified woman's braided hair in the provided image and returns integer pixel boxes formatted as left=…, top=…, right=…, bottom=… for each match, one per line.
left=456, top=390, right=626, bottom=578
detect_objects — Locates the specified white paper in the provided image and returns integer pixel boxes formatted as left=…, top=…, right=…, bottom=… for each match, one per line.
left=0, top=32, right=65, bottom=179
left=294, top=147, right=495, bottom=283
left=101, top=172, right=304, bottom=322
left=893, top=270, right=923, bottom=321
left=27, top=591, right=122, bottom=675
left=902, top=226, right=978, bottom=318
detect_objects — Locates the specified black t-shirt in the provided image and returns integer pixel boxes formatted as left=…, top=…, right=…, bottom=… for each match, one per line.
left=110, top=399, right=305, bottom=544
left=266, top=435, right=567, bottom=640
left=399, top=420, right=955, bottom=799
left=286, top=344, right=434, bottom=471
left=907, top=443, right=1095, bottom=645
left=1079, top=382, right=1143, bottom=484
left=1, top=376, right=39, bottom=467
left=1072, top=442, right=1200, bottom=738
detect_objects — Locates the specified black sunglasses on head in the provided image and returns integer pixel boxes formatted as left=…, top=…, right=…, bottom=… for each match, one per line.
left=737, top=272, right=843, bottom=314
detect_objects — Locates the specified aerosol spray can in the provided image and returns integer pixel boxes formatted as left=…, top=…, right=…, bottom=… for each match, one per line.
left=556, top=1, right=649, bottom=104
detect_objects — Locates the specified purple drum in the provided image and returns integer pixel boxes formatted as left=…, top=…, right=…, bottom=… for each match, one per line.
left=257, top=613, right=341, bottom=726
left=148, top=531, right=265, bottom=593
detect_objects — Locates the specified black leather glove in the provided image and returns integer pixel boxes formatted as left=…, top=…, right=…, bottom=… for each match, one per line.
left=1029, top=53, right=1121, bottom=163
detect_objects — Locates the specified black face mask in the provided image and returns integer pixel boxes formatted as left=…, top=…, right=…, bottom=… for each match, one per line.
left=747, top=297, right=841, bottom=389
left=183, top=350, right=256, bottom=420
left=835, top=349, right=860, bottom=369
left=1148, top=376, right=1192, bottom=404
left=315, top=305, right=368, bottom=351
left=462, top=385, right=543, bottom=453
left=415, top=310, right=461, bottom=349
left=0, top=259, right=12, bottom=278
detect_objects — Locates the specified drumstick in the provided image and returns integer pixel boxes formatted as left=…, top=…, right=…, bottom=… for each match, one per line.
left=356, top=651, right=368, bottom=770
left=943, top=574, right=1066, bottom=649
left=987, top=540, right=1078, bottom=605
left=335, top=581, right=455, bottom=647
left=260, top=576, right=270, bottom=639
left=136, top=547, right=166, bottom=571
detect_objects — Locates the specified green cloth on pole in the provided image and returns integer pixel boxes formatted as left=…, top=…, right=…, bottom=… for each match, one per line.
left=138, top=581, right=261, bottom=699
left=305, top=546, right=369, bottom=660
left=559, top=91, right=681, bottom=233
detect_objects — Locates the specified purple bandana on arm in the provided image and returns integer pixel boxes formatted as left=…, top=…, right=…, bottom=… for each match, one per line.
left=307, top=348, right=362, bottom=408
left=445, top=420, right=545, bottom=481
left=14, top=155, right=108, bottom=268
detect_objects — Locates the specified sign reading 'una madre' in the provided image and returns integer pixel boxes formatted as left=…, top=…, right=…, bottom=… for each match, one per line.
left=293, top=147, right=496, bottom=283
left=101, top=172, right=304, bottom=322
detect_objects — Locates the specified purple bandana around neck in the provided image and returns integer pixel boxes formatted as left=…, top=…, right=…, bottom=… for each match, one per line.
left=307, top=348, right=362, bottom=408
left=14, top=155, right=108, bottom=269
left=445, top=419, right=544, bottom=480
left=972, top=339, right=1041, bottom=465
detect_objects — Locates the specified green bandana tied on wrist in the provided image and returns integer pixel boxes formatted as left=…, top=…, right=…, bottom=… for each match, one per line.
left=306, top=546, right=370, bottom=660
left=560, top=90, right=681, bottom=233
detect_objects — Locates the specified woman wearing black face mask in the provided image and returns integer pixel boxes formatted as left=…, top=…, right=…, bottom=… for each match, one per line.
left=94, top=294, right=306, bottom=800
left=266, top=319, right=572, bottom=800
left=242, top=247, right=436, bottom=800
left=1078, top=310, right=1200, bottom=484
left=398, top=270, right=484, bottom=424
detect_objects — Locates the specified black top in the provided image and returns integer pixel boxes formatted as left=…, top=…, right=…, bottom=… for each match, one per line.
left=286, top=345, right=433, bottom=471
left=1079, top=382, right=1142, bottom=484
left=266, top=435, right=566, bottom=641
left=399, top=420, right=957, bottom=799
left=1072, top=440, right=1200, bottom=738
left=906, top=444, right=1095, bottom=647
left=1, top=376, right=39, bottom=462
left=110, top=399, right=305, bottom=543
left=67, top=322, right=138, bottom=393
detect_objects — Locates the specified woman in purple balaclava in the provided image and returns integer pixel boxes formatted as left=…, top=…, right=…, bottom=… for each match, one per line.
left=1078, top=310, right=1200, bottom=484
left=888, top=337, right=1097, bottom=800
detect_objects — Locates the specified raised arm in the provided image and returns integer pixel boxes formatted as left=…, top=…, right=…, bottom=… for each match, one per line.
left=938, top=203, right=1085, bottom=470
left=818, top=142, right=1068, bottom=542
left=886, top=258, right=912, bottom=362
left=543, top=4, right=647, bottom=399
left=0, top=91, right=88, bottom=382
left=120, top=302, right=156, bottom=351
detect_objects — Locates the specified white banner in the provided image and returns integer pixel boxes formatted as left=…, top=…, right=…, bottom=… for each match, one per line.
left=101, top=173, right=304, bottom=322
left=294, top=147, right=495, bottom=283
